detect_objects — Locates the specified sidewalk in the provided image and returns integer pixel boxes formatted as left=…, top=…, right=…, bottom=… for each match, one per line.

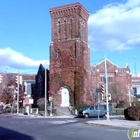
left=87, top=116, right=140, bottom=129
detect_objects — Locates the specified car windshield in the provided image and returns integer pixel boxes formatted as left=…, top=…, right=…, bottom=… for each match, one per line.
left=95, top=105, right=106, bottom=110
left=83, top=106, right=90, bottom=110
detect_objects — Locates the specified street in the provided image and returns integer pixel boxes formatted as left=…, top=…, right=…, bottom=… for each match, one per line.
left=0, top=116, right=133, bottom=140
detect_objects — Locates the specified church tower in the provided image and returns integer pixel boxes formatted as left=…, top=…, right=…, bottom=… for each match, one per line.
left=49, top=3, right=91, bottom=107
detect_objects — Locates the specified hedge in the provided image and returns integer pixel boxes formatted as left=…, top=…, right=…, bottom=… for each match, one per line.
left=124, top=106, right=140, bottom=121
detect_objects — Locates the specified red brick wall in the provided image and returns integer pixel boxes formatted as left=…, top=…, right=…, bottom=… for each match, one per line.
left=91, top=60, right=133, bottom=103
left=49, top=3, right=90, bottom=106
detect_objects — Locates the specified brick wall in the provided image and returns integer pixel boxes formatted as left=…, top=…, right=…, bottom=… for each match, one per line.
left=49, top=3, right=90, bottom=106
left=91, top=60, right=133, bottom=104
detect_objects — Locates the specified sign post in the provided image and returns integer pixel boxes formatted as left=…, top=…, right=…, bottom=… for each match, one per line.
left=96, top=88, right=101, bottom=122
left=49, top=97, right=53, bottom=116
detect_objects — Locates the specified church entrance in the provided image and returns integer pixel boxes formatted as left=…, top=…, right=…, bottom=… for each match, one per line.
left=61, top=87, right=70, bottom=107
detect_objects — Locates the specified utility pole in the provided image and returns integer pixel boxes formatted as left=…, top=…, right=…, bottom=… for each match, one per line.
left=105, top=55, right=109, bottom=120
left=17, top=72, right=20, bottom=114
left=45, top=67, right=47, bottom=117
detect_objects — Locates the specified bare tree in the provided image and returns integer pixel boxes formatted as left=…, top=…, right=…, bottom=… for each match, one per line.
left=108, top=82, right=122, bottom=106
left=0, top=73, right=15, bottom=105
left=0, top=73, right=25, bottom=106
left=0, top=73, right=15, bottom=93
left=0, top=87, right=14, bottom=104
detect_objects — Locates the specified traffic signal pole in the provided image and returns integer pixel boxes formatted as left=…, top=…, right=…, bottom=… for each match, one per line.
left=97, top=91, right=100, bottom=122
left=97, top=84, right=100, bottom=122
left=105, top=55, right=109, bottom=120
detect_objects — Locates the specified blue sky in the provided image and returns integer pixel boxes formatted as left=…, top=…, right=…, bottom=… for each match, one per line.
left=0, top=0, right=140, bottom=76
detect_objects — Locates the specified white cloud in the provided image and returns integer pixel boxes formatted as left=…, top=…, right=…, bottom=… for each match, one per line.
left=0, top=48, right=49, bottom=72
left=88, top=0, right=140, bottom=51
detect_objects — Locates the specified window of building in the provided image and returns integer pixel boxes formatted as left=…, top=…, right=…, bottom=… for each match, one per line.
left=120, top=93, right=123, bottom=100
left=64, top=19, right=67, bottom=39
left=70, top=18, right=73, bottom=38
left=108, top=77, right=113, bottom=82
left=57, top=20, right=61, bottom=40
left=100, top=76, right=104, bottom=82
left=133, top=87, right=137, bottom=97
left=100, top=76, right=114, bottom=82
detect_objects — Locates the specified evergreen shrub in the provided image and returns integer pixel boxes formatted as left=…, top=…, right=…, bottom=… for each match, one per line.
left=124, top=106, right=140, bottom=121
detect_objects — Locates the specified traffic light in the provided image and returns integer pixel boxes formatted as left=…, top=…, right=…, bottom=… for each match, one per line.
left=15, top=75, right=22, bottom=84
left=100, top=93, right=104, bottom=100
left=0, top=73, right=3, bottom=83
left=108, top=93, right=111, bottom=101
left=19, top=76, right=22, bottom=84
left=15, top=75, right=19, bottom=85
left=101, top=84, right=105, bottom=94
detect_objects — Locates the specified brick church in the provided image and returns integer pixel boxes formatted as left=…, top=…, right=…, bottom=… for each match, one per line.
left=48, top=3, right=133, bottom=109
left=49, top=3, right=91, bottom=107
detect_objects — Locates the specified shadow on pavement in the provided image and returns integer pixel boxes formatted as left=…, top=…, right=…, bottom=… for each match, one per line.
left=0, top=126, right=34, bottom=140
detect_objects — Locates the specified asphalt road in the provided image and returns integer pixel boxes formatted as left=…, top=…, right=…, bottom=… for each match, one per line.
left=0, top=116, right=136, bottom=140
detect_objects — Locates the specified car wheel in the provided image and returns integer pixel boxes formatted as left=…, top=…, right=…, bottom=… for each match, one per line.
left=103, top=114, right=107, bottom=118
left=85, top=113, right=89, bottom=118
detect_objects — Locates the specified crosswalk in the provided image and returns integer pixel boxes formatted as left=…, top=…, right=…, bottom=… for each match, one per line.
left=49, top=120, right=77, bottom=124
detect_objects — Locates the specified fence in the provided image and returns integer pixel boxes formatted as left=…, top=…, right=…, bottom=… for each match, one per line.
left=112, top=108, right=124, bottom=115
left=0, top=107, right=24, bottom=114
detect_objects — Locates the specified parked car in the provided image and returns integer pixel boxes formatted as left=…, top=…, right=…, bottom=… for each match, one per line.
left=0, top=106, right=4, bottom=114
left=78, top=104, right=112, bottom=118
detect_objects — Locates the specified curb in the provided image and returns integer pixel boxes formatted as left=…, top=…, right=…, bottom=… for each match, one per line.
left=84, top=122, right=128, bottom=129
left=85, top=122, right=140, bottom=129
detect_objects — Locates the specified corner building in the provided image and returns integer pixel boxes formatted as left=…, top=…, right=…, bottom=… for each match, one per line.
left=91, top=59, right=133, bottom=106
left=49, top=3, right=91, bottom=107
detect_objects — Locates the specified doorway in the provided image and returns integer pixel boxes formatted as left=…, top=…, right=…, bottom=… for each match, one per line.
left=61, top=87, right=70, bottom=107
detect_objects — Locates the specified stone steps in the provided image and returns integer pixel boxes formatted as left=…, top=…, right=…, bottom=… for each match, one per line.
left=56, top=107, right=72, bottom=116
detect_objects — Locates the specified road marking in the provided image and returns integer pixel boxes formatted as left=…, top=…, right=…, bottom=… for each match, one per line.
left=107, top=129, right=126, bottom=132
left=50, top=121, right=68, bottom=124
left=50, top=120, right=77, bottom=124
left=66, top=120, right=77, bottom=123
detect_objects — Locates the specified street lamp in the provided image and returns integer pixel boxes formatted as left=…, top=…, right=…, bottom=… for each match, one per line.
left=44, top=62, right=48, bottom=117
left=104, top=55, right=109, bottom=120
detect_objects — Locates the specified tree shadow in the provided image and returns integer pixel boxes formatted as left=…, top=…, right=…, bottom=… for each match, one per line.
left=0, top=126, right=34, bottom=140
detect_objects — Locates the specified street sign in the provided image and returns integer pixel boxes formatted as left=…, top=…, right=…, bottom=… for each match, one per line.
left=49, top=96, right=53, bottom=102
left=29, top=99, right=34, bottom=104
left=96, top=88, right=102, bottom=92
